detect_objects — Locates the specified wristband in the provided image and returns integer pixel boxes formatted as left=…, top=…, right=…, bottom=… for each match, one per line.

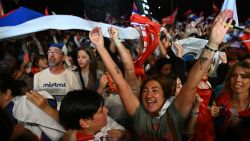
left=114, top=38, right=122, bottom=45
left=205, top=45, right=218, bottom=52
left=190, top=111, right=199, bottom=117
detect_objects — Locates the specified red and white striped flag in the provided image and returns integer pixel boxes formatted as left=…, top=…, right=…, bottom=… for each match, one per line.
left=130, top=1, right=161, bottom=77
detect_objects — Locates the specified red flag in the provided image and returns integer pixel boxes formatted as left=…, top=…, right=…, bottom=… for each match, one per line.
left=161, top=7, right=179, bottom=25
left=44, top=6, right=49, bottom=16
left=184, top=9, right=193, bottom=17
left=131, top=14, right=161, bottom=66
left=130, top=2, right=161, bottom=77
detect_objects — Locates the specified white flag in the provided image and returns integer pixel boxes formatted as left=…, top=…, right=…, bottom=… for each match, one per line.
left=221, top=0, right=239, bottom=26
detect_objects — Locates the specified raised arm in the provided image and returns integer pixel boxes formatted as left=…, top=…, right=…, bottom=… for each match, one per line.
left=172, top=41, right=183, bottom=58
left=31, top=33, right=45, bottom=55
left=174, top=10, right=232, bottom=118
left=108, top=26, right=139, bottom=95
left=89, top=27, right=140, bottom=116
left=159, top=39, right=168, bottom=57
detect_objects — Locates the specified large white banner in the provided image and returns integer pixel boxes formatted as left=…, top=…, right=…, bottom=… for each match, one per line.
left=172, top=37, right=221, bottom=77
left=0, top=15, right=140, bottom=41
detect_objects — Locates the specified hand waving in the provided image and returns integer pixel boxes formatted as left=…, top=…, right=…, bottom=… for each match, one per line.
left=89, top=27, right=104, bottom=48
left=208, top=10, right=233, bottom=48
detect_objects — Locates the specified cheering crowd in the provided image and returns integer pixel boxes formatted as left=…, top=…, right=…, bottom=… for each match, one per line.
left=0, top=9, right=249, bottom=141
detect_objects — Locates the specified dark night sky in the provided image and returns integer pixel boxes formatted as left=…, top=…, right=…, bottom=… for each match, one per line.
left=2, top=0, right=249, bottom=23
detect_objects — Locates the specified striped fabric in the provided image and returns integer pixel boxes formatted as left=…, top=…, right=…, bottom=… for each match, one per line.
left=130, top=1, right=161, bottom=77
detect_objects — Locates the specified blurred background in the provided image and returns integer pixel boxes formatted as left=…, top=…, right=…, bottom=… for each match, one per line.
left=1, top=0, right=249, bottom=23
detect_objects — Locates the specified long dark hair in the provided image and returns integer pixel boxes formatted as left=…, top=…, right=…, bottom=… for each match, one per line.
left=76, top=47, right=97, bottom=90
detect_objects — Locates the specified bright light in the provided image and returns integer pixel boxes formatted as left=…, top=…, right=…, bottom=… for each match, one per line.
left=158, top=6, right=161, bottom=9
left=150, top=12, right=153, bottom=14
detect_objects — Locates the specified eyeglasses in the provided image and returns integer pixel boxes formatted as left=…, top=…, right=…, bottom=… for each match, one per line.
left=48, top=50, right=63, bottom=55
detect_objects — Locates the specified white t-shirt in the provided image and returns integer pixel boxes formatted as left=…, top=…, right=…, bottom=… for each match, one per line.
left=33, top=68, right=81, bottom=108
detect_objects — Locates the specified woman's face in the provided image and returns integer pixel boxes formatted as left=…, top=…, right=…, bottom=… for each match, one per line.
left=77, top=50, right=90, bottom=69
left=161, top=64, right=172, bottom=75
left=230, top=66, right=250, bottom=95
left=38, top=58, right=48, bottom=69
left=142, top=80, right=166, bottom=113
left=175, top=77, right=182, bottom=96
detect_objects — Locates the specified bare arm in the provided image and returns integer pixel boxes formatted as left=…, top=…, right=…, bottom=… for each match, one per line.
left=175, top=10, right=232, bottom=118
left=96, top=73, right=108, bottom=95
left=31, top=34, right=45, bottom=55
left=183, top=95, right=203, bottom=138
left=89, top=27, right=140, bottom=116
left=109, top=40, right=117, bottom=53
left=172, top=41, right=183, bottom=58
left=108, top=26, right=139, bottom=95
left=159, top=41, right=167, bottom=57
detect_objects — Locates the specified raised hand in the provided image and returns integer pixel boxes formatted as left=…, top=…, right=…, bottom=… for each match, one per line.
left=172, top=40, right=183, bottom=58
left=89, top=27, right=104, bottom=48
left=208, top=10, right=232, bottom=48
left=219, top=51, right=227, bottom=63
left=108, top=26, right=119, bottom=41
left=97, top=73, right=109, bottom=95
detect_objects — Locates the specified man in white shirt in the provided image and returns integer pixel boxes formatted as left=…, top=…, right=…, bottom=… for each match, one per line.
left=33, top=43, right=81, bottom=109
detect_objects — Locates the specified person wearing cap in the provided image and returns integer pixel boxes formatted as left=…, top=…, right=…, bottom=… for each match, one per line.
left=33, top=43, right=81, bottom=109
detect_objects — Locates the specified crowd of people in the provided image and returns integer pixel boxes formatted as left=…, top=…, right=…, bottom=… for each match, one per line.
left=0, top=10, right=249, bottom=141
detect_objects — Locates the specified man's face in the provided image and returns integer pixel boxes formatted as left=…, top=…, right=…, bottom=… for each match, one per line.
left=48, top=47, right=65, bottom=67
left=85, top=106, right=108, bottom=133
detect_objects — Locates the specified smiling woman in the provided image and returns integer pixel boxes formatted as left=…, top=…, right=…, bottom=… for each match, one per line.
left=89, top=10, right=231, bottom=140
